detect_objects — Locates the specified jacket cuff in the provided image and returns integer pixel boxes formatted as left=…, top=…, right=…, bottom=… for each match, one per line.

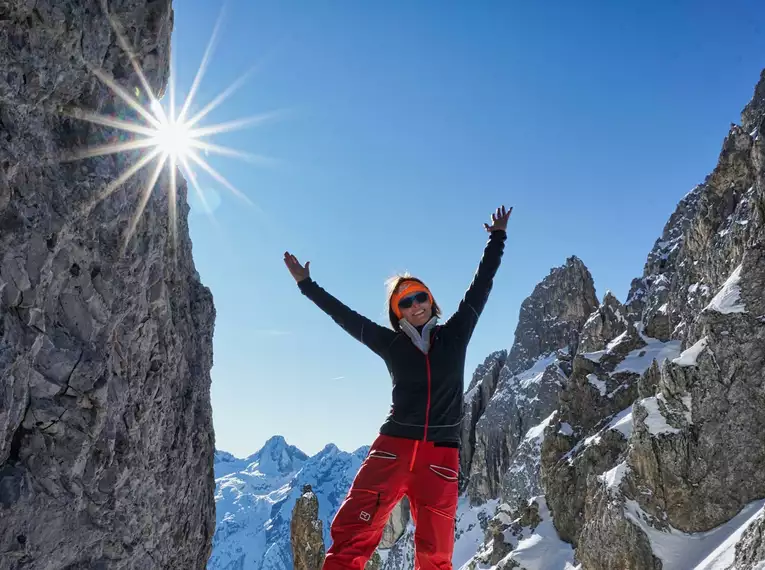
left=297, top=277, right=315, bottom=293
left=489, top=229, right=507, bottom=240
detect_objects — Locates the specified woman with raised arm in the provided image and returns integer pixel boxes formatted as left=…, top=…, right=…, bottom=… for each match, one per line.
left=284, top=205, right=511, bottom=570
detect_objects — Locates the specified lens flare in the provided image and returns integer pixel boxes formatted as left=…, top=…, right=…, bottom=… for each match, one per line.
left=65, top=7, right=280, bottom=253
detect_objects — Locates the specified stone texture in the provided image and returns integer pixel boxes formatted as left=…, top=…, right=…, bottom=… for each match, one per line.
left=463, top=257, right=597, bottom=506
left=555, top=68, right=765, bottom=568
left=734, top=510, right=765, bottom=570
left=291, top=485, right=325, bottom=570
left=577, top=292, right=627, bottom=354
left=0, top=1, right=216, bottom=569
left=577, top=491, right=661, bottom=570
left=460, top=350, right=507, bottom=493
left=507, top=256, right=599, bottom=374
left=379, top=497, right=410, bottom=550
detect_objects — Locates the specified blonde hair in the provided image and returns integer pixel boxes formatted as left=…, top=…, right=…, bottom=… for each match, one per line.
left=385, top=273, right=441, bottom=330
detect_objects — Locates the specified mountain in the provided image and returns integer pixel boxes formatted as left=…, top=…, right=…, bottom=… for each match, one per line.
left=459, top=67, right=765, bottom=569
left=223, top=67, right=765, bottom=570
left=209, top=437, right=367, bottom=570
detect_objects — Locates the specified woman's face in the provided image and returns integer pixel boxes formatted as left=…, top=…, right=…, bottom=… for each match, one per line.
left=396, top=287, right=433, bottom=327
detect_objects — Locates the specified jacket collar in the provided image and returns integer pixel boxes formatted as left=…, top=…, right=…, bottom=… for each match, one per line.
left=399, top=317, right=438, bottom=353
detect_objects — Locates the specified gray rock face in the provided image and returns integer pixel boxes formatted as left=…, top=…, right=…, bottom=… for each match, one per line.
left=625, top=187, right=703, bottom=341
left=291, top=485, right=325, bottom=570
left=460, top=351, right=507, bottom=492
left=576, top=490, right=661, bottom=570
left=0, top=2, right=216, bottom=569
left=507, top=256, right=599, bottom=374
left=734, top=511, right=765, bottom=570
left=379, top=498, right=410, bottom=550
left=464, top=257, right=597, bottom=505
left=540, top=68, right=765, bottom=569
left=577, top=292, right=627, bottom=354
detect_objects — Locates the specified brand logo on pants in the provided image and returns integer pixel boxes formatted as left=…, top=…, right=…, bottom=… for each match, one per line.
left=359, top=511, right=371, bottom=522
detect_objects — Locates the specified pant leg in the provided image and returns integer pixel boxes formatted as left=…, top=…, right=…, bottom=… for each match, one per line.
left=407, top=443, right=459, bottom=570
left=322, top=435, right=410, bottom=570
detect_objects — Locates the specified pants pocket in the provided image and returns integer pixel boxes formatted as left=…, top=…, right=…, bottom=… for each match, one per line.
left=429, top=464, right=459, bottom=482
left=368, top=449, right=397, bottom=460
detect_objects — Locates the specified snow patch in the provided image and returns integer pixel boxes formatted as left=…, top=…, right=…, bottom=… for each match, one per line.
left=613, top=338, right=682, bottom=375
left=607, top=330, right=628, bottom=351
left=599, top=461, right=628, bottom=494
left=516, top=353, right=559, bottom=389
left=705, top=265, right=747, bottom=314
left=582, top=350, right=606, bottom=362
left=638, top=397, right=680, bottom=435
left=454, top=497, right=499, bottom=569
left=672, top=337, right=709, bottom=367
left=524, top=412, right=557, bottom=443
left=461, top=497, right=577, bottom=570
left=587, top=373, right=607, bottom=396
left=623, top=498, right=765, bottom=570
left=558, top=422, right=574, bottom=437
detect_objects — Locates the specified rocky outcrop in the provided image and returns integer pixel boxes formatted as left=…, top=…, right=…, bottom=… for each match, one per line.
left=0, top=2, right=216, bottom=569
left=459, top=350, right=507, bottom=492
left=735, top=510, right=765, bottom=570
left=577, top=292, right=627, bottom=353
left=460, top=496, right=575, bottom=570
left=380, top=498, right=410, bottom=550
left=291, top=485, right=326, bottom=570
left=464, top=257, right=598, bottom=505
left=538, top=68, right=765, bottom=569
left=507, top=256, right=598, bottom=374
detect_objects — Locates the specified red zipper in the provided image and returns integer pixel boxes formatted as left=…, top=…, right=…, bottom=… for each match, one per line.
left=424, top=353, right=432, bottom=439
left=411, top=351, right=433, bottom=472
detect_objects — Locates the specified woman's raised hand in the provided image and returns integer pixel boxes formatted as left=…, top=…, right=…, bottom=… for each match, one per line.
left=284, top=251, right=311, bottom=283
left=484, top=205, right=513, bottom=233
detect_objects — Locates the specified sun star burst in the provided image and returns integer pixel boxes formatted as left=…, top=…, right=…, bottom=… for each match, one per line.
left=66, top=8, right=279, bottom=254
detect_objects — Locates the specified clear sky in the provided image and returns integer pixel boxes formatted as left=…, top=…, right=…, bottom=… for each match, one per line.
left=170, top=0, right=764, bottom=458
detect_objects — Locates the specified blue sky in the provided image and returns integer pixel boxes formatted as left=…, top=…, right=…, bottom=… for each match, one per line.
left=170, top=0, right=764, bottom=458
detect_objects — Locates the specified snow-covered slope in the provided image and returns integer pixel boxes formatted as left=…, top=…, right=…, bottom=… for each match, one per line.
left=221, top=68, right=765, bottom=570
left=208, top=436, right=366, bottom=570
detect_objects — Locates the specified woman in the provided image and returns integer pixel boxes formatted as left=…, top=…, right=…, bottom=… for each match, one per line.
left=284, top=205, right=511, bottom=570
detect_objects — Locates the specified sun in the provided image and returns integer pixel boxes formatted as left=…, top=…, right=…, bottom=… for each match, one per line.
left=151, top=112, right=195, bottom=161
left=65, top=9, right=280, bottom=254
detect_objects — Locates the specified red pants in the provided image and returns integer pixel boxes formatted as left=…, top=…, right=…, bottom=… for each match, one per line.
left=322, top=434, right=459, bottom=570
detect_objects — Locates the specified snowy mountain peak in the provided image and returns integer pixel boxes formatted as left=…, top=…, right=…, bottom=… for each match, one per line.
left=246, top=435, right=309, bottom=476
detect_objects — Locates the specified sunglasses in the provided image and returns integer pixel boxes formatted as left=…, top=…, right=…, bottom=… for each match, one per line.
left=398, top=291, right=430, bottom=310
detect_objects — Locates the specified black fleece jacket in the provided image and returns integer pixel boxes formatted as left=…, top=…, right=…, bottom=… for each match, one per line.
left=297, top=230, right=506, bottom=445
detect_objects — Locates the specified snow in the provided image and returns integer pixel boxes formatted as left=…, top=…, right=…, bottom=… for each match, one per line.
left=582, top=406, right=633, bottom=448
left=209, top=440, right=366, bottom=570
left=612, top=337, right=682, bottom=375
left=688, top=283, right=710, bottom=296
left=622, top=498, right=765, bottom=570
left=558, top=422, right=574, bottom=437
left=516, top=353, right=559, bottom=389
left=454, top=497, right=499, bottom=569
left=587, top=373, right=607, bottom=396
left=523, top=412, right=556, bottom=442
left=672, top=337, right=709, bottom=367
left=607, top=330, right=628, bottom=351
left=460, top=497, right=577, bottom=570
left=638, top=396, right=680, bottom=435
left=705, top=265, right=747, bottom=314
left=584, top=310, right=601, bottom=328
left=497, top=497, right=577, bottom=570
left=599, top=461, right=628, bottom=494
left=609, top=406, right=634, bottom=439
left=581, top=350, right=605, bottom=362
